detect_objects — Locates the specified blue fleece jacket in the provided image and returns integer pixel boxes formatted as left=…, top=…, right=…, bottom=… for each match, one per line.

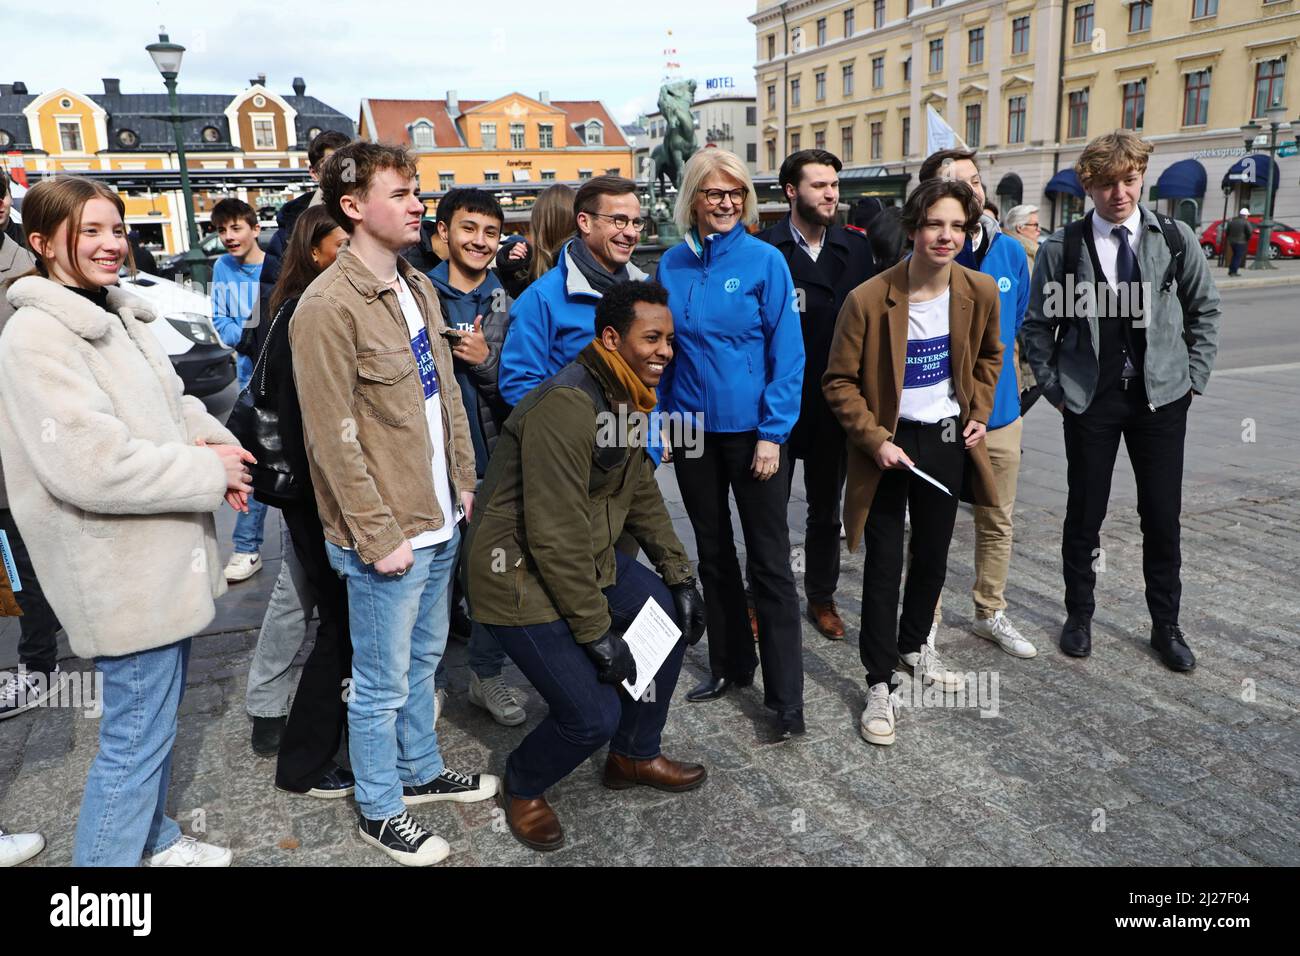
left=654, top=225, right=804, bottom=443
left=975, top=219, right=1031, bottom=431
left=211, top=253, right=263, bottom=386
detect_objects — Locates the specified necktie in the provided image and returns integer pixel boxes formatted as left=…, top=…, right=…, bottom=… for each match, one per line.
left=1111, top=224, right=1140, bottom=379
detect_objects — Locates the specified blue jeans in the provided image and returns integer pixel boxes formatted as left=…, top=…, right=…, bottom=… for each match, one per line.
left=468, top=622, right=506, bottom=679
left=233, top=496, right=269, bottom=554
left=73, top=639, right=191, bottom=866
left=326, top=527, right=460, bottom=821
left=484, top=552, right=688, bottom=799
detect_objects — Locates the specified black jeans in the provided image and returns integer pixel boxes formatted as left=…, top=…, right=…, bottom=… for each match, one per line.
left=274, top=500, right=353, bottom=792
left=0, top=507, right=61, bottom=674
left=1061, top=386, right=1190, bottom=626
left=674, top=431, right=803, bottom=713
left=859, top=419, right=964, bottom=689
left=485, top=552, right=687, bottom=799
left=791, top=442, right=848, bottom=605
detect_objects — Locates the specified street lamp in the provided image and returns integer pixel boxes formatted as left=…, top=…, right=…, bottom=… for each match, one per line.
left=146, top=29, right=208, bottom=288
left=1239, top=106, right=1288, bottom=271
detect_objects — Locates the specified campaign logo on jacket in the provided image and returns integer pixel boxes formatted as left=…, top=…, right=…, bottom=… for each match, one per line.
left=724, top=277, right=741, bottom=293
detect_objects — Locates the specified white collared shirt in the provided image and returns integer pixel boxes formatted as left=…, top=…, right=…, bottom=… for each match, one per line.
left=1091, top=207, right=1143, bottom=290
left=791, top=221, right=824, bottom=262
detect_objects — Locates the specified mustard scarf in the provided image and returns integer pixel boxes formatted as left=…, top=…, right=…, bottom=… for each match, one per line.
left=587, top=338, right=657, bottom=414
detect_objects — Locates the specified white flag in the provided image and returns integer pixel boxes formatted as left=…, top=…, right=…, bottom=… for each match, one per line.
left=926, top=105, right=967, bottom=154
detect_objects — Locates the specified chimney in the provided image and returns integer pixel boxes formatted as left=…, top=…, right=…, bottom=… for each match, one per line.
left=249, top=73, right=267, bottom=87
left=539, top=90, right=550, bottom=105
left=103, top=78, right=121, bottom=96
left=12, top=81, right=28, bottom=95
left=447, top=89, right=459, bottom=118
left=292, top=77, right=306, bottom=97
left=0, top=84, right=12, bottom=97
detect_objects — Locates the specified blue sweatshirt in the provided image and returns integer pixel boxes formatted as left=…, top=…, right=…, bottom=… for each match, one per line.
left=211, top=253, right=264, bottom=386
left=971, top=216, right=1031, bottom=430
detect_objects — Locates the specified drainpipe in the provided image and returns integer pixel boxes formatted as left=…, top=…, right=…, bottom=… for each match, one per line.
left=1050, top=0, right=1069, bottom=230
left=780, top=1, right=790, bottom=164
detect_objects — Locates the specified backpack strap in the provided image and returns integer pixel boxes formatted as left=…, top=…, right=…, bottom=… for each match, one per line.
left=1153, top=212, right=1195, bottom=346
left=1052, top=217, right=1089, bottom=359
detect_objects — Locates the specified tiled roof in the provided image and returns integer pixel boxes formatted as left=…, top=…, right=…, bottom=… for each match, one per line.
left=361, top=96, right=628, bottom=149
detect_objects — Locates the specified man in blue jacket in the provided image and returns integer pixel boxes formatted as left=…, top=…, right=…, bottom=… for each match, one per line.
left=918, top=149, right=1038, bottom=661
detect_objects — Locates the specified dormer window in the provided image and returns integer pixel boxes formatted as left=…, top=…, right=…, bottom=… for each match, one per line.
left=411, top=120, right=435, bottom=148
left=584, top=119, right=604, bottom=146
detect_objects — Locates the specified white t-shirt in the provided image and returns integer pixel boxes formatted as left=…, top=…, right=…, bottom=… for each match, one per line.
left=395, top=277, right=458, bottom=549
left=899, top=288, right=961, bottom=424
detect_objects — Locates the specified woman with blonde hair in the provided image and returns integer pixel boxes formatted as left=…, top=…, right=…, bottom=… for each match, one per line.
left=0, top=176, right=252, bottom=865
left=495, top=183, right=575, bottom=298
left=655, top=148, right=807, bottom=738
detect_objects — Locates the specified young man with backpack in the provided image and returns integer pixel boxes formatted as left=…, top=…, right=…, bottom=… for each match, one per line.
left=1021, top=130, right=1222, bottom=672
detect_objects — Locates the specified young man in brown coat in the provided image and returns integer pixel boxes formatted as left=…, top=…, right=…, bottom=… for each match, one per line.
left=823, top=179, right=1004, bottom=747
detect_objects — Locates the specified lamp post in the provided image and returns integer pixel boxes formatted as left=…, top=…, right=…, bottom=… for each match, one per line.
left=146, top=29, right=208, bottom=288
left=1240, top=106, right=1288, bottom=271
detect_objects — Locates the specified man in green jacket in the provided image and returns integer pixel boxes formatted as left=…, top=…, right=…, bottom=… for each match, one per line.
left=465, top=279, right=708, bottom=852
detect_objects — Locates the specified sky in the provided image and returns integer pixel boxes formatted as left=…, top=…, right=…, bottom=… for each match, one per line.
left=13, top=0, right=760, bottom=126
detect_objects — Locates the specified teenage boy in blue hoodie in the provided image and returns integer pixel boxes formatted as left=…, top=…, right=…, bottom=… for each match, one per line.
left=427, top=188, right=526, bottom=728
left=917, top=149, right=1038, bottom=661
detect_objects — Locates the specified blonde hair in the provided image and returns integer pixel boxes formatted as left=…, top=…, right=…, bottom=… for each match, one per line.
left=529, top=183, right=575, bottom=281
left=1075, top=130, right=1154, bottom=188
left=673, top=148, right=758, bottom=233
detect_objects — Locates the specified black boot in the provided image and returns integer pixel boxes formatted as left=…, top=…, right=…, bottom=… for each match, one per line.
left=1151, top=624, right=1196, bottom=672
left=251, top=715, right=287, bottom=757
left=1059, top=614, right=1092, bottom=658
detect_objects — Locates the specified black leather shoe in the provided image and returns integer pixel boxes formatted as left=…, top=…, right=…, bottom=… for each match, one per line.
left=1059, top=614, right=1092, bottom=658
left=775, top=709, right=806, bottom=740
left=251, top=715, right=287, bottom=757
left=686, top=677, right=732, bottom=702
left=1151, top=624, right=1196, bottom=672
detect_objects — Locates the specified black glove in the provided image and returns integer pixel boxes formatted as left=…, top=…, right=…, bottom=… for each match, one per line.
left=670, top=580, right=706, bottom=646
left=583, top=631, right=637, bottom=686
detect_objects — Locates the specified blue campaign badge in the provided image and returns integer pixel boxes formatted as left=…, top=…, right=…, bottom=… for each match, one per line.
left=998, top=276, right=1012, bottom=293
left=410, top=328, right=439, bottom=400
left=724, top=277, right=741, bottom=293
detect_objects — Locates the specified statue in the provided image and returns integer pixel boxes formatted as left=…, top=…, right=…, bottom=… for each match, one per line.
left=649, top=79, right=698, bottom=194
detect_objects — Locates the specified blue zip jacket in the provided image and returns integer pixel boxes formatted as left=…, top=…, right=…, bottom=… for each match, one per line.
left=211, top=253, right=263, bottom=386
left=655, top=225, right=804, bottom=444
left=975, top=218, right=1030, bottom=430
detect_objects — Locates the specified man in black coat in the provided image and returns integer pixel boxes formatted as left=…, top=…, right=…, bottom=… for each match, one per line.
left=759, top=149, right=877, bottom=640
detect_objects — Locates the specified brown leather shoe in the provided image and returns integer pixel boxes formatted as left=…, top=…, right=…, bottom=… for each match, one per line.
left=807, top=600, right=846, bottom=640
left=502, top=791, right=564, bottom=852
left=603, top=753, right=708, bottom=793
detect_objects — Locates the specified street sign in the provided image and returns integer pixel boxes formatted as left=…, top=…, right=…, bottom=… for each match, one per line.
left=1279, top=142, right=1298, bottom=158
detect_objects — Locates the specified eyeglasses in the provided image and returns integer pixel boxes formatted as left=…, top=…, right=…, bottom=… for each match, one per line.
left=585, top=212, right=647, bottom=232
left=698, top=188, right=748, bottom=207
left=1024, top=222, right=1041, bottom=231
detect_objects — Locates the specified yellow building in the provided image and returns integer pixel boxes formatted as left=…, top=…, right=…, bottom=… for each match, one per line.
left=358, top=91, right=633, bottom=200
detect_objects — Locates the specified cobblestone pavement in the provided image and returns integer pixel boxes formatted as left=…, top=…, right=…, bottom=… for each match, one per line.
left=2, top=362, right=1298, bottom=867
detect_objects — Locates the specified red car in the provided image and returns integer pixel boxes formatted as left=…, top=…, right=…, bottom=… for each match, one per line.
left=1200, top=216, right=1300, bottom=260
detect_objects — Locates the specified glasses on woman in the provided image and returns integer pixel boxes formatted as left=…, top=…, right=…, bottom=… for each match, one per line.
left=698, top=188, right=748, bottom=207
left=586, top=212, right=647, bottom=232
left=1024, top=221, right=1041, bottom=231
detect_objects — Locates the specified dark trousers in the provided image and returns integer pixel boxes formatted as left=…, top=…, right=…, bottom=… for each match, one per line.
left=485, top=552, right=687, bottom=799
left=674, top=431, right=803, bottom=713
left=274, top=500, right=353, bottom=792
left=1061, top=387, right=1190, bottom=626
left=0, top=507, right=61, bottom=674
left=791, top=443, right=848, bottom=604
left=859, top=419, right=963, bottom=689
left=1228, top=242, right=1248, bottom=275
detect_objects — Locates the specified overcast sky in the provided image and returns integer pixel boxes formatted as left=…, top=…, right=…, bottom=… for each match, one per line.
left=14, top=0, right=759, bottom=126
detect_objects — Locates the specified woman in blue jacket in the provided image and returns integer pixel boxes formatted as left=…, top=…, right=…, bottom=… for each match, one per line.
left=656, top=148, right=807, bottom=739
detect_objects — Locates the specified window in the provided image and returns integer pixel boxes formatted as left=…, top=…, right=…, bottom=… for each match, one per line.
left=541, top=170, right=556, bottom=181
left=1254, top=57, right=1287, bottom=117
left=817, top=17, right=827, bottom=46
left=480, top=122, right=497, bottom=149
left=768, top=84, right=777, bottom=112
left=929, top=38, right=943, bottom=74
left=873, top=56, right=885, bottom=89
left=791, top=77, right=801, bottom=107
left=790, top=131, right=801, bottom=151
left=903, top=57, right=912, bottom=82
left=585, top=121, right=604, bottom=146
left=874, top=0, right=886, bottom=29
left=483, top=171, right=500, bottom=183
left=1128, top=0, right=1152, bottom=33
left=767, top=140, right=776, bottom=170
left=57, top=120, right=83, bottom=152
left=815, top=129, right=826, bottom=150
left=439, top=172, right=455, bottom=190
left=1122, top=79, right=1146, bottom=130
left=907, top=0, right=915, bottom=13
left=747, top=142, right=757, bottom=163
left=870, top=121, right=883, bottom=160
left=252, top=117, right=276, bottom=149
left=843, top=64, right=855, bottom=96
left=902, top=115, right=911, bottom=155
left=202, top=126, right=221, bottom=143
left=746, top=107, right=756, bottom=126
left=816, top=71, right=826, bottom=101
left=768, top=34, right=776, bottom=59
left=845, top=8, right=855, bottom=37
left=965, top=104, right=982, bottom=147
left=1012, top=16, right=1030, bottom=55
left=1183, top=68, right=1211, bottom=126
left=117, top=128, right=138, bottom=148
left=510, top=123, right=525, bottom=149
left=578, top=169, right=593, bottom=180
left=1073, top=4, right=1094, bottom=45
left=969, top=27, right=984, bottom=65
left=1068, top=89, right=1089, bottom=138
left=1008, top=95, right=1027, bottom=143
left=692, top=110, right=701, bottom=129
left=1192, top=0, right=1218, bottom=17
left=412, top=121, right=435, bottom=148
left=841, top=125, right=854, bottom=162
left=539, top=123, right=553, bottom=149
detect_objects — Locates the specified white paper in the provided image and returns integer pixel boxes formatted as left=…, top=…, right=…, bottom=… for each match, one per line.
left=906, top=461, right=953, bottom=496
left=620, top=598, right=683, bottom=701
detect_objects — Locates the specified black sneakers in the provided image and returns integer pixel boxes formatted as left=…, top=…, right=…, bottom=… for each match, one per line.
left=250, top=715, right=287, bottom=757
left=356, top=811, right=449, bottom=866
left=402, top=768, right=499, bottom=806
left=0, top=666, right=62, bottom=721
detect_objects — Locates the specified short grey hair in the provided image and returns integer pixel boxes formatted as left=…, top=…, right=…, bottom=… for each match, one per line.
left=673, top=148, right=758, bottom=233
left=1004, top=204, right=1039, bottom=234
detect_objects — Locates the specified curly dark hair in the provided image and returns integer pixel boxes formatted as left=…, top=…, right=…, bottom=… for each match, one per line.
left=595, top=280, right=670, bottom=338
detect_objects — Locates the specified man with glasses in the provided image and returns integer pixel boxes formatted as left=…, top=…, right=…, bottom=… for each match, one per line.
left=499, top=176, right=650, bottom=408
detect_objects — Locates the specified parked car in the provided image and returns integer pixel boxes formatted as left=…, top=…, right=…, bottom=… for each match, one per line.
left=1200, top=217, right=1300, bottom=261
left=159, top=222, right=279, bottom=280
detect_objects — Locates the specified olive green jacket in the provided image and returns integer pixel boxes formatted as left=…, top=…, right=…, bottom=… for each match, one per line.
left=464, top=344, right=693, bottom=644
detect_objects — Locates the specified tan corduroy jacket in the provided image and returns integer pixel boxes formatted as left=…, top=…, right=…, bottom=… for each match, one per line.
left=822, top=259, right=1005, bottom=552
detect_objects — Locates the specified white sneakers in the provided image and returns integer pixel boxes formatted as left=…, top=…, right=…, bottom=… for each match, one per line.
left=972, top=611, right=1038, bottom=658
left=469, top=673, right=527, bottom=727
left=144, top=835, right=232, bottom=867
left=223, top=552, right=262, bottom=583
left=0, top=828, right=45, bottom=867
left=860, top=683, right=899, bottom=746
left=899, top=644, right=964, bottom=693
